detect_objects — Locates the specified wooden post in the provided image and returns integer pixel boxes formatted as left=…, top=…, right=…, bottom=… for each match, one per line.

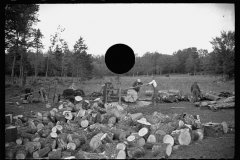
left=53, top=82, right=57, bottom=103
left=118, top=86, right=121, bottom=105
left=104, top=83, right=107, bottom=103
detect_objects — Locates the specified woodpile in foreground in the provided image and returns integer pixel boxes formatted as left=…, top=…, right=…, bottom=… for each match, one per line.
left=5, top=98, right=234, bottom=159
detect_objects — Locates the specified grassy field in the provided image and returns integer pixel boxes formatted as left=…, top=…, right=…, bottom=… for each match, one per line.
left=5, top=74, right=235, bottom=159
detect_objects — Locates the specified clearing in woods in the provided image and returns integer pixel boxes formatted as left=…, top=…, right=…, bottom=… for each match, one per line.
left=5, top=75, right=235, bottom=159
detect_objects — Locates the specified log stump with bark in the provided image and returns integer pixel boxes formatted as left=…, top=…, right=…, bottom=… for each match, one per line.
left=122, top=89, right=138, bottom=103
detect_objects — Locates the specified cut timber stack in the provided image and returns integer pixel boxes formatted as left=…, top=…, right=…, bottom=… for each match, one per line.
left=123, top=89, right=138, bottom=102
left=5, top=98, right=234, bottom=159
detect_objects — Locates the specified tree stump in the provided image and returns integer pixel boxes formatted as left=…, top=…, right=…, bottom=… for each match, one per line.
left=5, top=126, right=18, bottom=143
left=122, top=89, right=138, bottom=102
left=203, top=122, right=224, bottom=137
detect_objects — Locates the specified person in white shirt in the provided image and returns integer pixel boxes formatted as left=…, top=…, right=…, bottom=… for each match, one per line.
left=148, top=76, right=158, bottom=106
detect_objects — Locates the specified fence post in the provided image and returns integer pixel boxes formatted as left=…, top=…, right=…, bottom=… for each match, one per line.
left=104, top=83, right=107, bottom=103
left=118, top=86, right=121, bottom=105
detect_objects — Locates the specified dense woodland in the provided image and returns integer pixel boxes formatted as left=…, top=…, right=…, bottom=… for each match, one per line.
left=5, top=4, right=235, bottom=86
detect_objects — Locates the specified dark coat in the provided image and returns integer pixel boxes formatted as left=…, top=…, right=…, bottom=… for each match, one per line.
left=132, top=81, right=143, bottom=92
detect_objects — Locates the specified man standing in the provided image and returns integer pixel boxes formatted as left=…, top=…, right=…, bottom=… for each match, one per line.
left=191, top=82, right=201, bottom=102
left=132, top=79, right=143, bottom=93
left=148, top=76, right=158, bottom=106
left=39, top=84, right=48, bottom=102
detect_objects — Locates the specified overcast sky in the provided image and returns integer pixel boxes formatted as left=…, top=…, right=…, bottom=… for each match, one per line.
left=35, top=3, right=235, bottom=56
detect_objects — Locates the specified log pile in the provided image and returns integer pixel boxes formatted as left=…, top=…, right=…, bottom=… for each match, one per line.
left=5, top=98, right=234, bottom=159
left=195, top=91, right=235, bottom=111
left=145, top=89, right=190, bottom=103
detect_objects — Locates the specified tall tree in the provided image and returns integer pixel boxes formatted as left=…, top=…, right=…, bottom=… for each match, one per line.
left=30, top=28, right=44, bottom=78
left=5, top=4, right=40, bottom=85
left=210, top=30, right=235, bottom=78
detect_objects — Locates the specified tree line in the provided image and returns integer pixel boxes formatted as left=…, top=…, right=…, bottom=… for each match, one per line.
left=5, top=4, right=235, bottom=87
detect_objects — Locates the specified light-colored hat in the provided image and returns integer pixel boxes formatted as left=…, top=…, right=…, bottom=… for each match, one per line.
left=137, top=79, right=141, bottom=82
left=75, top=96, right=82, bottom=102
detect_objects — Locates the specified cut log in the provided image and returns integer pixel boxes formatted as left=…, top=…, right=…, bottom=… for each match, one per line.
left=191, top=129, right=204, bottom=141
left=137, top=137, right=146, bottom=147
left=25, top=141, right=41, bottom=154
left=150, top=124, right=157, bottom=134
left=67, top=142, right=77, bottom=150
left=212, top=102, right=235, bottom=109
left=50, top=132, right=58, bottom=138
left=123, top=89, right=138, bottom=102
left=221, top=96, right=235, bottom=103
left=80, top=120, right=89, bottom=128
left=171, top=129, right=191, bottom=145
left=89, top=133, right=104, bottom=150
left=101, top=133, right=114, bottom=144
left=37, top=123, right=44, bottom=130
left=52, top=139, right=57, bottom=150
left=64, top=111, right=73, bottom=120
left=15, top=149, right=27, bottom=159
left=147, top=134, right=157, bottom=143
left=152, top=143, right=172, bottom=157
left=162, top=134, right=174, bottom=146
left=55, top=125, right=63, bottom=131
left=38, top=128, right=51, bottom=138
left=6, top=147, right=15, bottom=159
left=33, top=146, right=51, bottom=158
left=204, top=93, right=221, bottom=101
left=16, top=138, right=23, bottom=145
left=116, top=143, right=126, bottom=150
left=116, top=150, right=126, bottom=159
left=5, top=126, right=18, bottom=143
left=138, top=127, right=149, bottom=137
left=129, top=113, right=143, bottom=121
left=127, top=146, right=145, bottom=158
left=108, top=116, right=117, bottom=127
left=48, top=150, right=62, bottom=159
left=222, top=121, right=228, bottom=133
left=52, top=127, right=57, bottom=133
left=75, top=150, right=108, bottom=159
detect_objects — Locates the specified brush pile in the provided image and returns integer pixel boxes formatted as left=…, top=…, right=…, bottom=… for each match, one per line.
left=5, top=98, right=234, bottom=159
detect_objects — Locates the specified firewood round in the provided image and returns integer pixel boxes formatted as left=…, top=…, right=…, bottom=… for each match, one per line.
left=163, top=134, right=174, bottom=146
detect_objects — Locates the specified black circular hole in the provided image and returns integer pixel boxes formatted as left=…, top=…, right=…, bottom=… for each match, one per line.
left=105, top=43, right=135, bottom=74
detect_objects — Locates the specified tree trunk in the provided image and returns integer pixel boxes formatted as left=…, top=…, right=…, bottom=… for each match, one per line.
left=61, top=58, right=64, bottom=78
left=35, top=47, right=38, bottom=78
left=11, top=55, right=16, bottom=85
left=46, top=53, right=49, bottom=78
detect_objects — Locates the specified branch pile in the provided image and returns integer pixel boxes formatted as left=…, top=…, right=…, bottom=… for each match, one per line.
left=5, top=99, right=234, bottom=159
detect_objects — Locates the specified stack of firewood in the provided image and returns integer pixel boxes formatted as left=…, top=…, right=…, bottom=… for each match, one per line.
left=5, top=99, right=234, bottom=159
